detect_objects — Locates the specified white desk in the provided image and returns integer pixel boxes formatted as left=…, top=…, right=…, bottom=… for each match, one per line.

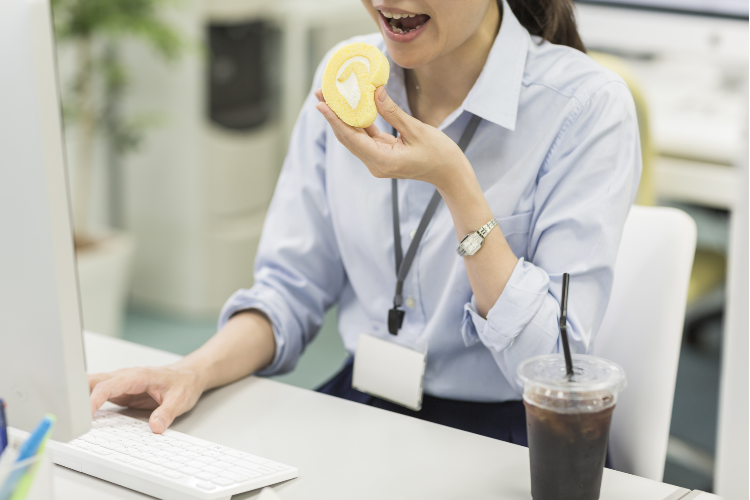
left=682, top=492, right=723, bottom=500
left=60, top=332, right=692, bottom=500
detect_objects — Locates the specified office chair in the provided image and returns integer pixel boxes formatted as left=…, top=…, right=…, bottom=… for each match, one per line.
left=591, top=205, right=696, bottom=481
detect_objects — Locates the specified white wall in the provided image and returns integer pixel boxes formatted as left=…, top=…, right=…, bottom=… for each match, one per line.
left=714, top=110, right=749, bottom=499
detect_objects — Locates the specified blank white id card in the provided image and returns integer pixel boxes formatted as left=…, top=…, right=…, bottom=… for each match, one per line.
left=352, top=334, right=426, bottom=411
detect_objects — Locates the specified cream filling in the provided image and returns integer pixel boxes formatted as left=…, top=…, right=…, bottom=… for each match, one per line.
left=336, top=56, right=370, bottom=109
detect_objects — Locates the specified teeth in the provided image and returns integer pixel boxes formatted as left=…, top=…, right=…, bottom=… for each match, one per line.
left=380, top=10, right=420, bottom=19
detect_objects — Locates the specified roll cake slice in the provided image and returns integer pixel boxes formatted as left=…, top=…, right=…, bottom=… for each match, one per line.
left=322, top=42, right=390, bottom=128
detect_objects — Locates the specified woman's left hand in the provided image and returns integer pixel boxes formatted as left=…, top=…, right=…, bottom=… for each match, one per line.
left=314, top=87, right=471, bottom=193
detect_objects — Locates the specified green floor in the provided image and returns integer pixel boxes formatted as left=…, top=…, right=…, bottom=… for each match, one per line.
left=121, top=307, right=348, bottom=390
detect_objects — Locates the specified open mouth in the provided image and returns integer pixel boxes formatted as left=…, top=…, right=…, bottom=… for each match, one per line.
left=379, top=10, right=430, bottom=35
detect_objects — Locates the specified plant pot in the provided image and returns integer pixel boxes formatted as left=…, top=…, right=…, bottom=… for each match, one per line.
left=76, top=230, right=135, bottom=337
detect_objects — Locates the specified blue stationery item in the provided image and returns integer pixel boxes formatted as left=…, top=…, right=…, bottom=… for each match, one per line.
left=0, top=400, right=7, bottom=455
left=0, top=415, right=54, bottom=500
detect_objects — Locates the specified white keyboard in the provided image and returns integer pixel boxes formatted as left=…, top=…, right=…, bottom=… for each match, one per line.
left=48, top=410, right=298, bottom=500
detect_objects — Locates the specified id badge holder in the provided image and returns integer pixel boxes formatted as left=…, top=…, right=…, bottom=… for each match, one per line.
left=352, top=333, right=426, bottom=411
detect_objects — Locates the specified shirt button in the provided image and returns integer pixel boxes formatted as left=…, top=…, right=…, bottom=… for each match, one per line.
left=405, top=296, right=416, bottom=309
left=409, top=229, right=417, bottom=239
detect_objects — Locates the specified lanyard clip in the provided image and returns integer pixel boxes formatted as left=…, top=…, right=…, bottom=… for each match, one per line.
left=388, top=307, right=405, bottom=335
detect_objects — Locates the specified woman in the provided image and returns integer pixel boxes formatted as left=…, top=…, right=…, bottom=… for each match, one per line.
left=89, top=0, right=640, bottom=445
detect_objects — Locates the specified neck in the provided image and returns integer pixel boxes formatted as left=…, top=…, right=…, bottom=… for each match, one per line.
left=408, top=1, right=501, bottom=127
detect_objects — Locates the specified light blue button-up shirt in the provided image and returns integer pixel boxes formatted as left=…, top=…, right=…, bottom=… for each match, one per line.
left=219, top=0, right=641, bottom=402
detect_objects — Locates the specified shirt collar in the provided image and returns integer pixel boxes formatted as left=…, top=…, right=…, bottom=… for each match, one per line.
left=463, top=0, right=529, bottom=131
left=384, top=0, right=529, bottom=132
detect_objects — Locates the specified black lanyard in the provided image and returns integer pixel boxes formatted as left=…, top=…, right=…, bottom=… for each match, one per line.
left=388, top=114, right=482, bottom=334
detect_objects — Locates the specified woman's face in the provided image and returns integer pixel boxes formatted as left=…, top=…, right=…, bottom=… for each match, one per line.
left=361, top=0, right=495, bottom=69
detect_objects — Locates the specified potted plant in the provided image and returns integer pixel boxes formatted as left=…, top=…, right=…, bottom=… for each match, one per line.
left=52, top=0, right=185, bottom=336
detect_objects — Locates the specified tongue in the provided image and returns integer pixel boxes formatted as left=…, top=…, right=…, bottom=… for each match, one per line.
left=400, top=14, right=429, bottom=30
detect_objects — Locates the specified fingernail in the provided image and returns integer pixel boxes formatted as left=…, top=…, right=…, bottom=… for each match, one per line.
left=377, top=87, right=387, bottom=103
left=153, top=416, right=165, bottom=433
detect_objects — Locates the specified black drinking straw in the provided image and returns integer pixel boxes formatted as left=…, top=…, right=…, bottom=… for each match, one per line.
left=560, top=273, right=574, bottom=378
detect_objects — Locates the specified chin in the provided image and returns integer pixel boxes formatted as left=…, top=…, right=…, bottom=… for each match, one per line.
left=381, top=37, right=436, bottom=69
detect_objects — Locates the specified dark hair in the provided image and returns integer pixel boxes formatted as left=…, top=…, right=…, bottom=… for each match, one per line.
left=503, top=0, right=586, bottom=52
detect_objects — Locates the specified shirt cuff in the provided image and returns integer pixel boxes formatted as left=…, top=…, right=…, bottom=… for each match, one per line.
left=461, top=257, right=551, bottom=353
left=218, top=287, right=288, bottom=377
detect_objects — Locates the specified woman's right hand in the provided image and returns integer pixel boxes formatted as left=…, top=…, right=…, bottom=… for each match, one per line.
left=88, top=364, right=206, bottom=434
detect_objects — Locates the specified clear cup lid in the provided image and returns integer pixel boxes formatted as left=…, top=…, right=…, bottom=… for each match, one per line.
left=517, top=353, right=627, bottom=396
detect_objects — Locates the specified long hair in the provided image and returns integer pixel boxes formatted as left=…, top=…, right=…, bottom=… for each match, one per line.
left=503, top=0, right=587, bottom=52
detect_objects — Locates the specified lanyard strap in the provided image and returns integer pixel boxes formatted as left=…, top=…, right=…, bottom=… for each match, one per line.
left=388, top=114, right=482, bottom=334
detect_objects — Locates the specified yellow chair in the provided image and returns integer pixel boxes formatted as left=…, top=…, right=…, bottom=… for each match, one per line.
left=589, top=52, right=656, bottom=206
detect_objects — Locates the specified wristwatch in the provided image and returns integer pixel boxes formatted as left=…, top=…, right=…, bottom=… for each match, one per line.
left=457, top=219, right=498, bottom=257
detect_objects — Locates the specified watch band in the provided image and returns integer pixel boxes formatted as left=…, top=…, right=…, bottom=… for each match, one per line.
left=457, top=218, right=497, bottom=257
left=477, top=219, right=497, bottom=239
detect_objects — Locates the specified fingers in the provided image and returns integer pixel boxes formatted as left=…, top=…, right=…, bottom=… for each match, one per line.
left=374, top=87, right=418, bottom=138
left=149, top=394, right=183, bottom=434
left=364, top=123, right=380, bottom=138
left=314, top=88, right=324, bottom=103
left=89, top=370, right=151, bottom=416
left=315, top=102, right=379, bottom=158
left=88, top=372, right=113, bottom=392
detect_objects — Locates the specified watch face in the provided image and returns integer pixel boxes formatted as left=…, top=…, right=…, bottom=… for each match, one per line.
left=460, top=233, right=482, bottom=255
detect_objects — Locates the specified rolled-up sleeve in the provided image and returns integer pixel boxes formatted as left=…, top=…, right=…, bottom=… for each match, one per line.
left=218, top=88, right=345, bottom=376
left=461, top=80, right=642, bottom=389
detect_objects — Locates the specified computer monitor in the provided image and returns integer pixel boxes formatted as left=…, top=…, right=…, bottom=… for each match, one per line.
left=0, top=0, right=91, bottom=441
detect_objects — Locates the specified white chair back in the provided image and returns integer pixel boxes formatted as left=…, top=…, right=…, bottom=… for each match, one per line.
left=592, top=205, right=696, bottom=481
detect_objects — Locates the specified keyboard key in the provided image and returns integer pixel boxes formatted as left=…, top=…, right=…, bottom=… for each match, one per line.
left=266, top=463, right=290, bottom=471
left=225, top=449, right=248, bottom=459
left=102, top=443, right=126, bottom=452
left=196, top=481, right=216, bottom=491
left=162, top=470, right=183, bottom=480
left=114, top=455, right=132, bottom=463
left=220, top=471, right=249, bottom=482
left=243, top=455, right=271, bottom=465
left=200, top=450, right=224, bottom=458
left=186, top=445, right=206, bottom=453
left=211, top=477, right=234, bottom=486
left=170, top=440, right=191, bottom=449
left=227, top=466, right=260, bottom=479
left=212, top=460, right=233, bottom=469
left=202, top=465, right=222, bottom=474
left=178, top=466, right=201, bottom=476
left=180, top=451, right=201, bottom=459
left=145, top=456, right=167, bottom=465
left=163, top=462, right=183, bottom=470
left=131, top=459, right=150, bottom=469
left=185, top=460, right=206, bottom=469
left=234, top=461, right=273, bottom=474
left=152, top=450, right=174, bottom=459
left=147, top=465, right=167, bottom=474
left=171, top=456, right=191, bottom=464
left=196, top=456, right=215, bottom=464
left=90, top=446, right=113, bottom=456
left=195, top=472, right=217, bottom=481
left=207, top=444, right=229, bottom=452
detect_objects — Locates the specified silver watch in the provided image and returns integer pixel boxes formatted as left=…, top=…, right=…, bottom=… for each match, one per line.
left=457, top=219, right=498, bottom=257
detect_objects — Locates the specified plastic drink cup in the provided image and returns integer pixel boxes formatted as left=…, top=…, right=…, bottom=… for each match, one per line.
left=517, top=353, right=627, bottom=500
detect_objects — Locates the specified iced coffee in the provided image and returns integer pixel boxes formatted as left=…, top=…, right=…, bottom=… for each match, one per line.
left=517, top=354, right=626, bottom=500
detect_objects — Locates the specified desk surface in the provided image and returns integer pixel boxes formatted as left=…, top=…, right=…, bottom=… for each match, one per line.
left=61, top=332, right=691, bottom=500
